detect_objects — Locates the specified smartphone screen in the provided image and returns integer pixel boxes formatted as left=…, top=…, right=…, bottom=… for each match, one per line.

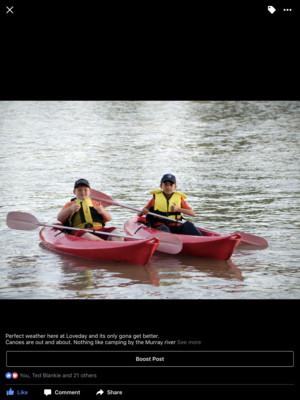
left=1, top=2, right=298, bottom=398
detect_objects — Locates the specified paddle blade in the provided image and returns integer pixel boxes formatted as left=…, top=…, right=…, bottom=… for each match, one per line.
left=6, top=212, right=40, bottom=231
left=90, top=189, right=119, bottom=208
left=235, top=231, right=268, bottom=247
left=148, top=232, right=183, bottom=254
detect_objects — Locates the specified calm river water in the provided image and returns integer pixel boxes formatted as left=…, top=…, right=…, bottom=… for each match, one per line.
left=0, top=101, right=299, bottom=299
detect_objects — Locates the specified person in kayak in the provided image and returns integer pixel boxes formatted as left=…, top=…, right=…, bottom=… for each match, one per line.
left=138, top=174, right=202, bottom=236
left=57, top=179, right=124, bottom=241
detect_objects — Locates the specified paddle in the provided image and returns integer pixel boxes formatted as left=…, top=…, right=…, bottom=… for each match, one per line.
left=90, top=189, right=268, bottom=247
left=232, top=231, right=268, bottom=247
left=6, top=212, right=142, bottom=240
left=6, top=212, right=183, bottom=254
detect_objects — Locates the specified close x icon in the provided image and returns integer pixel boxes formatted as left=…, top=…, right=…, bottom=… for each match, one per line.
left=4, top=4, right=14, bottom=14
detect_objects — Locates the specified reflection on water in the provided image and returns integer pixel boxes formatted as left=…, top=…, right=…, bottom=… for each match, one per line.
left=1, top=241, right=247, bottom=299
left=1, top=101, right=300, bottom=299
left=145, top=253, right=244, bottom=287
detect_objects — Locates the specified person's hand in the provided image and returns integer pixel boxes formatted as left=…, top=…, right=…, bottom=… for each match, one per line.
left=71, top=202, right=81, bottom=212
left=138, top=208, right=149, bottom=217
left=97, top=202, right=105, bottom=214
left=171, top=202, right=180, bottom=212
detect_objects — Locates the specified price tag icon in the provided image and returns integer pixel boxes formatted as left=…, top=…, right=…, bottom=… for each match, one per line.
left=268, top=5, right=276, bottom=14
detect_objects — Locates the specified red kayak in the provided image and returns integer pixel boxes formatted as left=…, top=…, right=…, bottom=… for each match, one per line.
left=124, top=217, right=242, bottom=261
left=39, top=224, right=159, bottom=265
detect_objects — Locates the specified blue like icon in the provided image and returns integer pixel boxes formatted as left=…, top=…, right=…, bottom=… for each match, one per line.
left=5, top=372, right=12, bottom=379
left=6, top=388, right=14, bottom=396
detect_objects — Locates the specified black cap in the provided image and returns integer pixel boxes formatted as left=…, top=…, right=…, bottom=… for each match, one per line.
left=74, top=179, right=90, bottom=188
left=161, top=174, right=176, bottom=184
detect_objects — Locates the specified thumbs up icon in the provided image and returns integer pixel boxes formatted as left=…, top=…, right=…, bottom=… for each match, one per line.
left=6, top=388, right=14, bottom=395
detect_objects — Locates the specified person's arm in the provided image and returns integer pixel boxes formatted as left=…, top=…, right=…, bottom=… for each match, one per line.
left=137, top=198, right=154, bottom=216
left=94, top=201, right=112, bottom=222
left=171, top=199, right=196, bottom=217
left=57, top=202, right=80, bottom=223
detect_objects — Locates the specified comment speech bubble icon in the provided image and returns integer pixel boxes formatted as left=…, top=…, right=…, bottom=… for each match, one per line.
left=44, top=389, right=52, bottom=396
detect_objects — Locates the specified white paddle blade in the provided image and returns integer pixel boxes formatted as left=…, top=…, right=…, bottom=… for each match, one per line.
left=6, top=212, right=40, bottom=231
left=157, top=240, right=183, bottom=254
left=148, top=232, right=183, bottom=254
